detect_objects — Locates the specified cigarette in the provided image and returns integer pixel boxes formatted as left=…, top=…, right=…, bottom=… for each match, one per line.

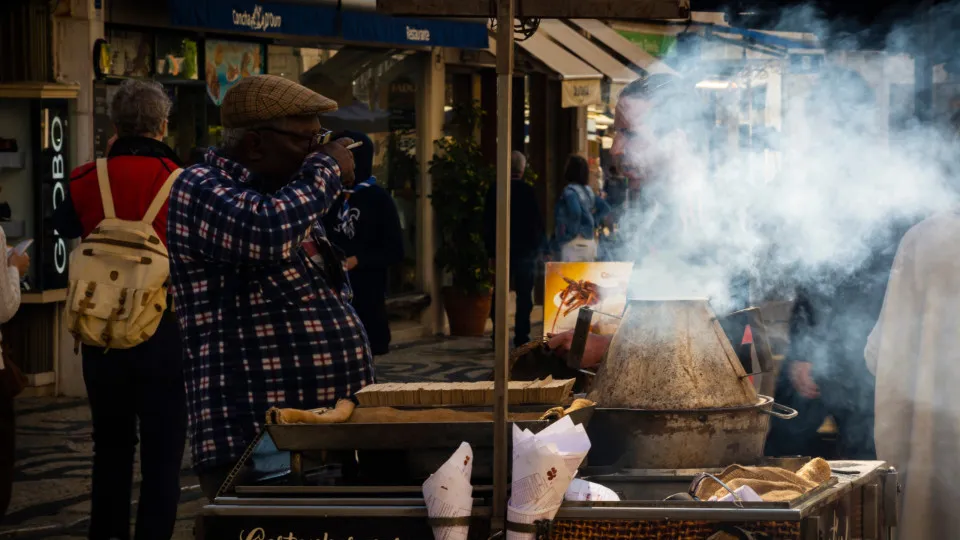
left=345, top=141, right=363, bottom=150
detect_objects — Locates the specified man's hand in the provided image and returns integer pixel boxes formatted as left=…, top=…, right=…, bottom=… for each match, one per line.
left=344, top=256, right=359, bottom=271
left=8, top=250, right=29, bottom=278
left=547, top=330, right=612, bottom=369
left=319, top=138, right=356, bottom=187
left=789, top=361, right=820, bottom=399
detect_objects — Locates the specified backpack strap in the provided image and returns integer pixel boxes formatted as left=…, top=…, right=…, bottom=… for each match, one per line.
left=142, top=168, right=182, bottom=225
left=95, top=158, right=117, bottom=219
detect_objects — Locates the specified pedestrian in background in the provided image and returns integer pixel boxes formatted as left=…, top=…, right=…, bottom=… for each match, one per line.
left=53, top=79, right=186, bottom=540
left=0, top=224, right=28, bottom=523
left=482, top=151, right=544, bottom=347
left=323, top=130, right=404, bottom=357
left=554, top=155, right=610, bottom=262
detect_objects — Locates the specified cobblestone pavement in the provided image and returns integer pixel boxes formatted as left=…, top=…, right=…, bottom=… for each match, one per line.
left=0, top=331, right=535, bottom=539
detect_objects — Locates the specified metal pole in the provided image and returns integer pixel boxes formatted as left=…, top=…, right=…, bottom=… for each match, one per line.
left=492, top=0, right=515, bottom=532
left=914, top=0, right=934, bottom=123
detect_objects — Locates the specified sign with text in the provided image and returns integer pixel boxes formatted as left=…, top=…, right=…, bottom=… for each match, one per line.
left=32, top=100, right=70, bottom=291
left=198, top=514, right=492, bottom=540
left=168, top=0, right=488, bottom=49
left=169, top=0, right=337, bottom=38
left=561, top=79, right=601, bottom=108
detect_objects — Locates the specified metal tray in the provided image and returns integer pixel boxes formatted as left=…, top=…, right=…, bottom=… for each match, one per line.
left=266, top=403, right=595, bottom=452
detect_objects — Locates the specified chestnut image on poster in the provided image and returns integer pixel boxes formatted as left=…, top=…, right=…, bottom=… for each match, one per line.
left=551, top=276, right=605, bottom=334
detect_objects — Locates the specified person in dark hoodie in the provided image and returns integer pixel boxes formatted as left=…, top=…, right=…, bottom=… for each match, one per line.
left=764, top=68, right=917, bottom=460
left=323, top=131, right=404, bottom=356
left=482, top=151, right=545, bottom=347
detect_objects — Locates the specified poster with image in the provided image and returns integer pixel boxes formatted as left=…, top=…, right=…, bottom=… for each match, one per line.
left=544, top=262, right=634, bottom=336
left=205, top=40, right=264, bottom=106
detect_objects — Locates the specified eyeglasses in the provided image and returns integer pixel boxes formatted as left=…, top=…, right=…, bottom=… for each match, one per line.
left=255, top=126, right=332, bottom=153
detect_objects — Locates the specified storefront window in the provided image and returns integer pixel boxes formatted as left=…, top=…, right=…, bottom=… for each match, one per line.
left=205, top=40, right=265, bottom=106
left=155, top=35, right=199, bottom=81
left=106, top=29, right=153, bottom=78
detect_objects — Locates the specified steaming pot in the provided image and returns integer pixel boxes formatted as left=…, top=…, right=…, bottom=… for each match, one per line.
left=582, top=299, right=797, bottom=469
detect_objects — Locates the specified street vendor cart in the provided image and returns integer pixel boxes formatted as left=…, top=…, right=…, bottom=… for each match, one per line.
left=198, top=459, right=897, bottom=539
left=195, top=1, right=903, bottom=539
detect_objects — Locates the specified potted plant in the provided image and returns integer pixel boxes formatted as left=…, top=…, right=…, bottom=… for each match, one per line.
left=429, top=104, right=495, bottom=336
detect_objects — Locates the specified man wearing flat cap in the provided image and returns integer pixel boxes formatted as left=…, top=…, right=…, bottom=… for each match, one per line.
left=166, top=75, right=374, bottom=499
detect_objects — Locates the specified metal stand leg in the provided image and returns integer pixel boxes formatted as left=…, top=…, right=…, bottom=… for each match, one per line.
left=291, top=451, right=304, bottom=485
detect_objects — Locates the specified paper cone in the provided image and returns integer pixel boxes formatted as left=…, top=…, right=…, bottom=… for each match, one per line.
left=507, top=425, right=578, bottom=540
left=423, top=442, right=474, bottom=540
left=564, top=478, right=620, bottom=502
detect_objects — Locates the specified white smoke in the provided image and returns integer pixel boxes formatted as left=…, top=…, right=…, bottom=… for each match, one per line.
left=616, top=5, right=960, bottom=312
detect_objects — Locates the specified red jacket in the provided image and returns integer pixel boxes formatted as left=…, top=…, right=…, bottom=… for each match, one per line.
left=54, top=137, right=182, bottom=246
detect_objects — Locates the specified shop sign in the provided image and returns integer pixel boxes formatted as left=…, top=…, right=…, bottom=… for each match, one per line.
left=32, top=101, right=70, bottom=291
left=340, top=10, right=489, bottom=49
left=232, top=5, right=282, bottom=32
left=169, top=0, right=337, bottom=39
left=561, top=79, right=602, bottom=108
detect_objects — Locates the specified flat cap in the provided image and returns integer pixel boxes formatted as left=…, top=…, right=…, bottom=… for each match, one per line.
left=221, top=74, right=338, bottom=128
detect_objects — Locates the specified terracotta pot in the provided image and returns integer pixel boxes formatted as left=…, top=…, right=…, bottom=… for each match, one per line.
left=441, top=287, right=492, bottom=337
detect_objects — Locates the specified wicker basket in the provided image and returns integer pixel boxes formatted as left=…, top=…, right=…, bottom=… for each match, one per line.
left=549, top=519, right=801, bottom=539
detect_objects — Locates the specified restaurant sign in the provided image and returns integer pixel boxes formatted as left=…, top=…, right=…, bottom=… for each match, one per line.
left=561, top=79, right=602, bottom=108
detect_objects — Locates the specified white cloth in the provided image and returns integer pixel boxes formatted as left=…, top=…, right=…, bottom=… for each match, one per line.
left=561, top=237, right=598, bottom=262
left=865, top=212, right=960, bottom=539
left=0, top=225, right=23, bottom=370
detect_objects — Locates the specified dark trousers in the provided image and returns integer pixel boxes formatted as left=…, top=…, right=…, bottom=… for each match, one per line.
left=349, top=271, right=391, bottom=357
left=82, top=314, right=186, bottom=540
left=0, top=387, right=13, bottom=523
left=764, top=366, right=877, bottom=460
left=491, top=256, right=537, bottom=347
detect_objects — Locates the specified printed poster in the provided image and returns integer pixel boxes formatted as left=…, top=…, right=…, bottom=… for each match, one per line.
left=544, top=262, right=633, bottom=336
left=205, top=40, right=264, bottom=106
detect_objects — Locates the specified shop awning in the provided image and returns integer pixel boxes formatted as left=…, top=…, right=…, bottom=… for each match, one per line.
left=492, top=31, right=603, bottom=108
left=569, top=19, right=677, bottom=76
left=537, top=20, right=638, bottom=102
left=169, top=0, right=489, bottom=49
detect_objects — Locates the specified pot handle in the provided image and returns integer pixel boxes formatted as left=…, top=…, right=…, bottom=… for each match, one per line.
left=761, top=402, right=798, bottom=420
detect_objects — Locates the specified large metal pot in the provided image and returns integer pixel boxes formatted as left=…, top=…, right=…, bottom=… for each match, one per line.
left=585, top=395, right=797, bottom=470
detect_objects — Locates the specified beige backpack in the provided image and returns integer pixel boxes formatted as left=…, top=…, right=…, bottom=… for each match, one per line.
left=66, top=158, right=181, bottom=352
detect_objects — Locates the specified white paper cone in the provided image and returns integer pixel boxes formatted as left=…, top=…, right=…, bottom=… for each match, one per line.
left=423, top=442, right=474, bottom=540
left=564, top=478, right=620, bottom=502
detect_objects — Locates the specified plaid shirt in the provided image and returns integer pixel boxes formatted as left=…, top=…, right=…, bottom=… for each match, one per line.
left=167, top=149, right=374, bottom=472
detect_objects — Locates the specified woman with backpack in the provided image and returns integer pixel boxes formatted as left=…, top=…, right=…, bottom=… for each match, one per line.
left=53, top=80, right=185, bottom=540
left=554, top=155, right=611, bottom=262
